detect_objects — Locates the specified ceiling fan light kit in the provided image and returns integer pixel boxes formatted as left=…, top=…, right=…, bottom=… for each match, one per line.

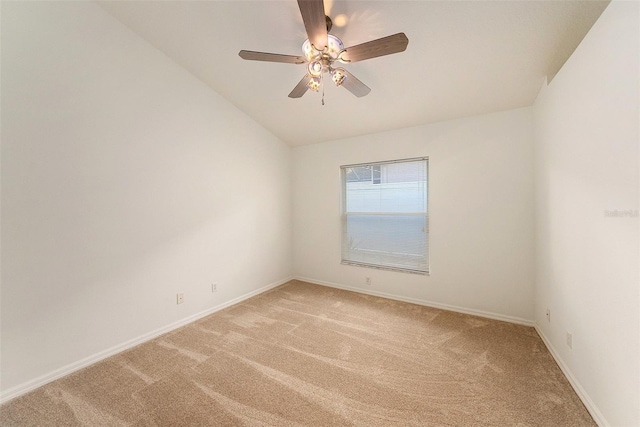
left=238, top=0, right=409, bottom=102
left=303, top=34, right=346, bottom=93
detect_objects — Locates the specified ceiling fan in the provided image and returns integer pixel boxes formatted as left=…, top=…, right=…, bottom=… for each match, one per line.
left=238, top=0, right=409, bottom=100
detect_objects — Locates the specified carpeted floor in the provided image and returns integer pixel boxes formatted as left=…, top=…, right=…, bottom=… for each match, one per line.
left=1, top=280, right=595, bottom=426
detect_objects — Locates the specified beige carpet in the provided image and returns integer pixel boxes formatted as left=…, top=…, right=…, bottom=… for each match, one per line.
left=1, top=280, right=595, bottom=426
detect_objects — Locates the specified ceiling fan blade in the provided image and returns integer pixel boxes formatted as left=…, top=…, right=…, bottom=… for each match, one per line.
left=297, top=0, right=328, bottom=50
left=239, top=50, right=306, bottom=64
left=341, top=69, right=371, bottom=97
left=340, top=33, right=409, bottom=63
left=289, top=74, right=312, bottom=98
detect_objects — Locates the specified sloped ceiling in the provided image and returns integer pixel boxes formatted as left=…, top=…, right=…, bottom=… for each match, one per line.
left=98, top=1, right=609, bottom=146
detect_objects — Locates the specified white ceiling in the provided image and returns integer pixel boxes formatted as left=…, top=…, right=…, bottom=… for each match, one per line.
left=98, top=0, right=608, bottom=146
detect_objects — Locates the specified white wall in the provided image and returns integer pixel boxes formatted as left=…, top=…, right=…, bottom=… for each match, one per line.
left=0, top=1, right=292, bottom=396
left=292, top=108, right=535, bottom=323
left=533, top=1, right=639, bottom=426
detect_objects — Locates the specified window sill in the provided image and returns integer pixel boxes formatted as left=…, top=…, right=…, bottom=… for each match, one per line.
left=341, top=261, right=430, bottom=276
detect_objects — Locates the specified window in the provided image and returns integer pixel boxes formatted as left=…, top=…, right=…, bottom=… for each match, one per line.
left=341, top=158, right=429, bottom=274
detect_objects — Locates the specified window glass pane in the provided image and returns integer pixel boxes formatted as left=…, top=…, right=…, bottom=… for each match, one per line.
left=345, top=160, right=427, bottom=213
left=345, top=166, right=372, bottom=182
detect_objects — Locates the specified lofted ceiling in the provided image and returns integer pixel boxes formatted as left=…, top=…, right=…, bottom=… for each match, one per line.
left=97, top=0, right=609, bottom=146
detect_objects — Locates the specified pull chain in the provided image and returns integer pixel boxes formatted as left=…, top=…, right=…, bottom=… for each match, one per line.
left=321, top=72, right=325, bottom=106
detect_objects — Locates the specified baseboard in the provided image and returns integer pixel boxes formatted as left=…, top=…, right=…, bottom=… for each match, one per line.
left=0, top=276, right=293, bottom=405
left=534, top=325, right=608, bottom=427
left=294, top=276, right=535, bottom=327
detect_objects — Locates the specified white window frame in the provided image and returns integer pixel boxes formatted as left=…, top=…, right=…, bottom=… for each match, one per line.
left=340, top=157, right=429, bottom=275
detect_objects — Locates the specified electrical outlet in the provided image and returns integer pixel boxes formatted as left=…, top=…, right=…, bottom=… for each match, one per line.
left=177, top=293, right=184, bottom=304
left=566, top=332, right=572, bottom=349
left=365, top=277, right=371, bottom=285
left=546, top=308, right=551, bottom=322
left=212, top=283, right=217, bottom=292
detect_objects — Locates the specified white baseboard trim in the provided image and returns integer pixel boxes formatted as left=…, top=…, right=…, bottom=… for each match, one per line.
left=294, top=276, right=534, bottom=327
left=0, top=276, right=293, bottom=405
left=534, top=325, right=608, bottom=427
